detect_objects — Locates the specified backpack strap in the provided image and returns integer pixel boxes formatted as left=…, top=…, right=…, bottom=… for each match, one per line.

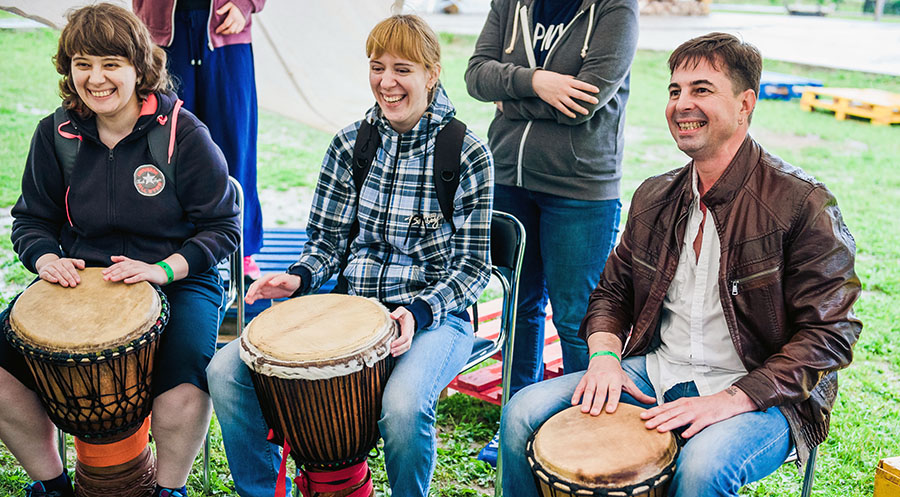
left=52, top=101, right=181, bottom=186
left=433, top=118, right=466, bottom=233
left=351, top=120, right=380, bottom=192
left=52, top=107, right=82, bottom=183
left=334, top=120, right=382, bottom=294
left=147, top=99, right=182, bottom=183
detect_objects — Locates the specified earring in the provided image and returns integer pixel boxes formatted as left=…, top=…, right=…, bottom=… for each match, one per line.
left=738, top=117, right=744, bottom=125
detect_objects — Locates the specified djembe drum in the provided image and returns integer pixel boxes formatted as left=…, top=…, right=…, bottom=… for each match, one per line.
left=3, top=268, right=167, bottom=497
left=240, top=294, right=396, bottom=497
left=527, top=404, right=678, bottom=497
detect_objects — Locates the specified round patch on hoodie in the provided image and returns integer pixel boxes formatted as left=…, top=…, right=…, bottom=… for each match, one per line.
left=134, top=165, right=165, bottom=196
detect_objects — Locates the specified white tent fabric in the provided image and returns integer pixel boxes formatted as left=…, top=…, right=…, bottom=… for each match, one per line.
left=1, top=0, right=396, bottom=132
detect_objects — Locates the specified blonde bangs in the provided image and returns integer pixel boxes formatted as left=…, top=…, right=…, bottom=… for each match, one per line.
left=366, top=15, right=440, bottom=70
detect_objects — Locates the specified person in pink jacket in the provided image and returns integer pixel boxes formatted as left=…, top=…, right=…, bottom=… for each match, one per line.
left=134, top=0, right=266, bottom=279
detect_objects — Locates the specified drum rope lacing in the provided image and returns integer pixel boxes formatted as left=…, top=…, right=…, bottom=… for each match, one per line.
left=525, top=427, right=680, bottom=497
left=3, top=291, right=169, bottom=440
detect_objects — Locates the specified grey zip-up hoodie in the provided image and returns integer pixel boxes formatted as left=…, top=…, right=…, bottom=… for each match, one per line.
left=466, top=0, right=638, bottom=201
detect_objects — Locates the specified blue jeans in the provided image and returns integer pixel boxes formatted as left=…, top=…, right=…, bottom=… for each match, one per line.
left=500, top=356, right=793, bottom=497
left=493, top=185, right=621, bottom=397
left=207, top=315, right=473, bottom=497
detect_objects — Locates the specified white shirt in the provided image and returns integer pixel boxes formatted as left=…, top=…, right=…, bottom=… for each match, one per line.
left=645, top=167, right=747, bottom=405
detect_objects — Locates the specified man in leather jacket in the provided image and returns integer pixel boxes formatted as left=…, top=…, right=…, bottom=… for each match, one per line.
left=499, top=32, right=862, bottom=497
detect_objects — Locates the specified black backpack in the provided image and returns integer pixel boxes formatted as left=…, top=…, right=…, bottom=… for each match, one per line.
left=333, top=117, right=467, bottom=294
left=52, top=105, right=179, bottom=184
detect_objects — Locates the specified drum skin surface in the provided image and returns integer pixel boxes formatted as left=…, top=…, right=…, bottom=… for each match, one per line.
left=245, top=294, right=391, bottom=364
left=10, top=268, right=160, bottom=352
left=241, top=294, right=396, bottom=469
left=529, top=404, right=678, bottom=497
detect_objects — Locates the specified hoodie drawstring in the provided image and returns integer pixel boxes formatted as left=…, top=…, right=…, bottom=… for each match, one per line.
left=504, top=0, right=522, bottom=54
left=581, top=3, right=596, bottom=58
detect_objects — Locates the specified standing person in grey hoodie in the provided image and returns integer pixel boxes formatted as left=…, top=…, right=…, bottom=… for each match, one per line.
left=465, top=0, right=638, bottom=463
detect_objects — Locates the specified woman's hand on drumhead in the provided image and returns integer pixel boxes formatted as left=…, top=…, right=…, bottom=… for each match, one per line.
left=245, top=273, right=301, bottom=304
left=104, top=255, right=171, bottom=285
left=389, top=307, right=415, bottom=357
left=36, top=254, right=85, bottom=287
left=571, top=357, right=655, bottom=416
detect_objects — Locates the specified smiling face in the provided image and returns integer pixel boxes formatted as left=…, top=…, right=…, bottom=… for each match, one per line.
left=71, top=53, right=140, bottom=125
left=369, top=51, right=439, bottom=134
left=665, top=57, right=755, bottom=163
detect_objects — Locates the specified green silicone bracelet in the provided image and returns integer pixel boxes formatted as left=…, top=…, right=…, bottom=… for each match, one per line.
left=589, top=350, right=621, bottom=362
left=155, top=261, right=174, bottom=285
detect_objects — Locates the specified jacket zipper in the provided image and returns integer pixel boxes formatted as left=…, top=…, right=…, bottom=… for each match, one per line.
left=107, top=149, right=115, bottom=227
left=632, top=254, right=656, bottom=272
left=206, top=3, right=215, bottom=51
left=377, top=134, right=402, bottom=301
left=731, top=265, right=780, bottom=296
left=166, top=0, right=178, bottom=46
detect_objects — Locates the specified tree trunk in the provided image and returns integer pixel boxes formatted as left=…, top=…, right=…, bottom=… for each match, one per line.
left=874, top=0, right=886, bottom=20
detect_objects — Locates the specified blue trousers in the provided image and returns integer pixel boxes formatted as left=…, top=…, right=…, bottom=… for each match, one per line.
left=207, top=315, right=473, bottom=497
left=493, top=184, right=621, bottom=397
left=500, top=356, right=793, bottom=497
left=166, top=9, right=263, bottom=255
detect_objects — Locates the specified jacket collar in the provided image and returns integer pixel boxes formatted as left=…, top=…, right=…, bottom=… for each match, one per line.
left=688, top=134, right=761, bottom=210
left=68, top=91, right=178, bottom=143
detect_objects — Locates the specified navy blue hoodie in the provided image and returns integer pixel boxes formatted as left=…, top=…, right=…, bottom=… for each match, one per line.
left=12, top=91, right=240, bottom=274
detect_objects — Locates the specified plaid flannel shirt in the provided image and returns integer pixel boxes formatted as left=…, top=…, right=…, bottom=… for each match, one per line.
left=291, top=85, right=494, bottom=329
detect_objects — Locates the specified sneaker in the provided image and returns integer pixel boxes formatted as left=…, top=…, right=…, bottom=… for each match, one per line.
left=476, top=431, right=499, bottom=468
left=243, top=255, right=262, bottom=281
left=24, top=479, right=74, bottom=497
left=157, top=487, right=187, bottom=497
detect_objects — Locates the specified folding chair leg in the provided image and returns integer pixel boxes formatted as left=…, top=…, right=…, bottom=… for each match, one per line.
left=801, top=446, right=817, bottom=497
left=57, top=428, right=67, bottom=472
left=203, top=429, right=210, bottom=495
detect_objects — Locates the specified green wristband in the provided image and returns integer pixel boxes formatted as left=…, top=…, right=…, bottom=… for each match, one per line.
left=155, top=261, right=174, bottom=285
left=589, top=350, right=621, bottom=362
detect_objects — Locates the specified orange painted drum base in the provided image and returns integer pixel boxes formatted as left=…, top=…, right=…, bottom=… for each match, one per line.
left=73, top=417, right=156, bottom=497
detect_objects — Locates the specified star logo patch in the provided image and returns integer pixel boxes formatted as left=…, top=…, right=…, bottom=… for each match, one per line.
left=133, top=164, right=165, bottom=196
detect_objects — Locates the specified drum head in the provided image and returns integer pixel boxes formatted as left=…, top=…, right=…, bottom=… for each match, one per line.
left=532, top=404, right=677, bottom=489
left=241, top=294, right=395, bottom=379
left=9, top=268, right=160, bottom=353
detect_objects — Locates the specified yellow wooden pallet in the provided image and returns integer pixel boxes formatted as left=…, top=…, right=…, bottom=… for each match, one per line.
left=800, top=87, right=900, bottom=126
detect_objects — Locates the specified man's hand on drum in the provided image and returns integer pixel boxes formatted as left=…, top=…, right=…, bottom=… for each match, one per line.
left=103, top=255, right=185, bottom=285
left=532, top=69, right=600, bottom=119
left=571, top=353, right=655, bottom=416
left=245, top=273, right=302, bottom=304
left=35, top=254, right=85, bottom=287
left=388, top=307, right=415, bottom=357
left=639, top=385, right=757, bottom=439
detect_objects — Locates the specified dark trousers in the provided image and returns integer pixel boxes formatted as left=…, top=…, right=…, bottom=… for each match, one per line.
left=166, top=9, right=264, bottom=255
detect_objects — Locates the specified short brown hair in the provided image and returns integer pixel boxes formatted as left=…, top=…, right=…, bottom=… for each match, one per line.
left=668, top=32, right=762, bottom=97
left=366, top=15, right=441, bottom=73
left=54, top=3, right=172, bottom=117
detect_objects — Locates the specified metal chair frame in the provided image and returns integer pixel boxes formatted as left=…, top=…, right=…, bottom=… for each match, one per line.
left=459, top=211, right=526, bottom=497
left=203, top=176, right=245, bottom=494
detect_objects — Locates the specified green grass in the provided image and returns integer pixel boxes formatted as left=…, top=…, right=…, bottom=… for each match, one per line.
left=1, top=18, right=899, bottom=497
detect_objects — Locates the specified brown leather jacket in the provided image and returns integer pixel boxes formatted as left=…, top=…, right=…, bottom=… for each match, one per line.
left=579, top=135, right=862, bottom=464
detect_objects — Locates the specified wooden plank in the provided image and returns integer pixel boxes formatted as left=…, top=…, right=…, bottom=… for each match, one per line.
left=453, top=363, right=503, bottom=392
left=800, top=87, right=900, bottom=125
